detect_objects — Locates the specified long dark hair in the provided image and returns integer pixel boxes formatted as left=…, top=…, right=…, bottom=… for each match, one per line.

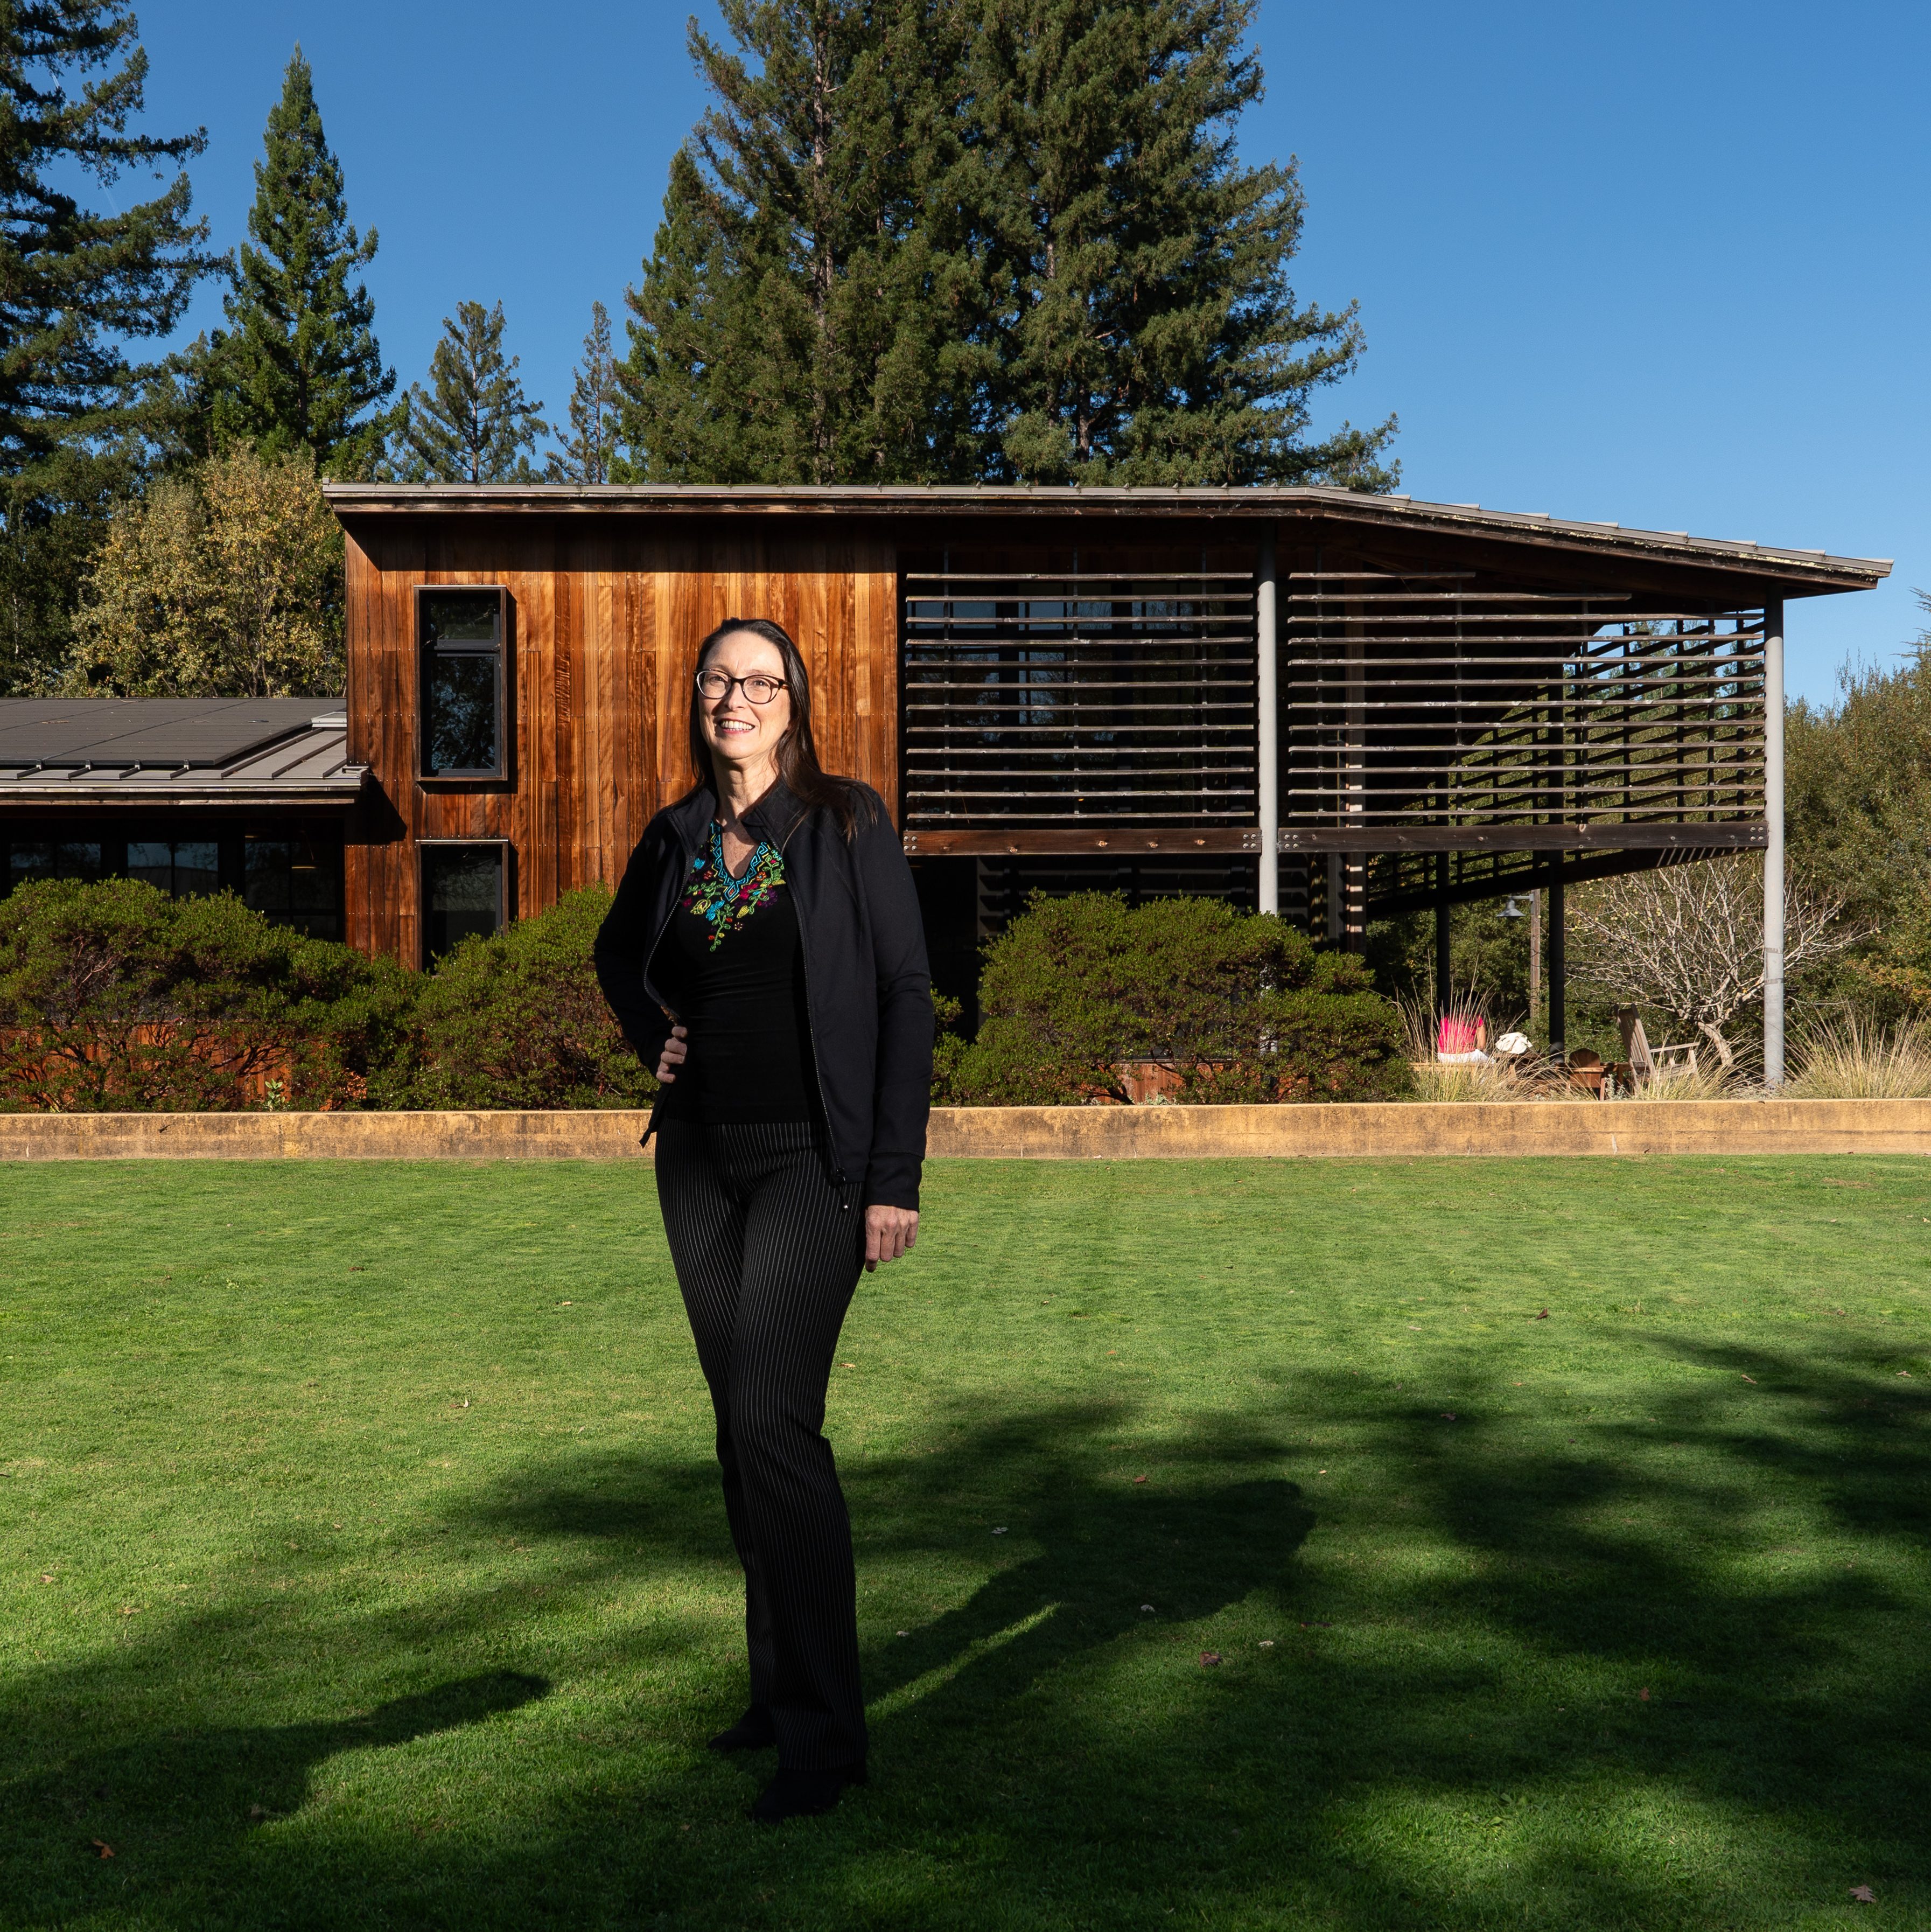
left=687, top=617, right=871, bottom=837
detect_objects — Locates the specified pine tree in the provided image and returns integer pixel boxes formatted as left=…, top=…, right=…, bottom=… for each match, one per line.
left=969, top=0, right=1394, bottom=486
left=0, top=1, right=219, bottom=690
left=545, top=301, right=621, bottom=484
left=389, top=303, right=548, bottom=484
left=619, top=0, right=988, bottom=484
left=202, top=47, right=397, bottom=478
left=618, top=0, right=1392, bottom=489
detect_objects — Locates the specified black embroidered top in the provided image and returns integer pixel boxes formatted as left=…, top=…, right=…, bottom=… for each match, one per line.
left=648, top=821, right=817, bottom=1125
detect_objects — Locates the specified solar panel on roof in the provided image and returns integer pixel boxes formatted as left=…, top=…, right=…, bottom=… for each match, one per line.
left=0, top=698, right=326, bottom=767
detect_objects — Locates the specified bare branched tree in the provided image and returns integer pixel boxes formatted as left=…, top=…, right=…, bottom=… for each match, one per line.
left=1570, top=855, right=1865, bottom=1068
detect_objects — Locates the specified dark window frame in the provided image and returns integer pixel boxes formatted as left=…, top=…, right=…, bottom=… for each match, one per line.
left=418, top=837, right=510, bottom=966
left=416, top=584, right=512, bottom=783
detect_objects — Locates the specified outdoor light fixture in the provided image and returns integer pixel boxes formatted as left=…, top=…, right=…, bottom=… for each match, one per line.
left=1499, top=897, right=1524, bottom=919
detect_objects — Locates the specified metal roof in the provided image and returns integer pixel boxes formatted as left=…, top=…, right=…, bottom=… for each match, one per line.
left=321, top=481, right=1892, bottom=596
left=0, top=699, right=366, bottom=806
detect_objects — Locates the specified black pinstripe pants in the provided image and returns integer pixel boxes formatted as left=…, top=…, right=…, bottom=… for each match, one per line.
left=654, top=1117, right=869, bottom=1773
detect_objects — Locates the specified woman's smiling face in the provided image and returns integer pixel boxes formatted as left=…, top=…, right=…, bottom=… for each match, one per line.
left=697, top=629, right=793, bottom=782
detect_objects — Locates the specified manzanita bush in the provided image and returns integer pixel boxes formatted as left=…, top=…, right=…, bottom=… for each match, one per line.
left=0, top=880, right=1406, bottom=1111
left=396, top=885, right=656, bottom=1110
left=936, top=892, right=1411, bottom=1104
left=0, top=877, right=410, bottom=1111
left=0, top=880, right=649, bottom=1112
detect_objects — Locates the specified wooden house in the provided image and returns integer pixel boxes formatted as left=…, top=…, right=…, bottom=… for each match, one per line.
left=1, top=482, right=1888, bottom=1069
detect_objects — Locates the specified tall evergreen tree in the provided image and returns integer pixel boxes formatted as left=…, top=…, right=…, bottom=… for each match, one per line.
left=200, top=47, right=397, bottom=478
left=618, top=0, right=1390, bottom=488
left=969, top=0, right=1395, bottom=486
left=545, top=301, right=621, bottom=483
left=389, top=303, right=547, bottom=484
left=0, top=1, right=218, bottom=691
left=620, top=0, right=989, bottom=484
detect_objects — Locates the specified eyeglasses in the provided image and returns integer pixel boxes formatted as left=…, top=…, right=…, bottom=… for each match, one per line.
left=695, top=668, right=788, bottom=706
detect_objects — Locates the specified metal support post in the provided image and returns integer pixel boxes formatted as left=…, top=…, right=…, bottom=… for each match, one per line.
left=1435, top=854, right=1452, bottom=1017
left=1764, top=598, right=1786, bottom=1088
left=1548, top=874, right=1566, bottom=1062
left=1256, top=529, right=1278, bottom=915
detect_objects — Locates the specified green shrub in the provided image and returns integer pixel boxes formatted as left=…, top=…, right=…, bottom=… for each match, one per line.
left=0, top=878, right=650, bottom=1113
left=0, top=877, right=410, bottom=1112
left=946, top=893, right=1411, bottom=1105
left=930, top=992, right=970, bottom=1105
left=398, top=885, right=656, bottom=1110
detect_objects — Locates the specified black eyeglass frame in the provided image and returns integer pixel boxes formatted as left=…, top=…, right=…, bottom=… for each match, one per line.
left=694, top=668, right=789, bottom=706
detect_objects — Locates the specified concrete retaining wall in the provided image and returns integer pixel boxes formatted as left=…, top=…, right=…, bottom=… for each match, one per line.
left=0, top=1099, right=1925, bottom=1161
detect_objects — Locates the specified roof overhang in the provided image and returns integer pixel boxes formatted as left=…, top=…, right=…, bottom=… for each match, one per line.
left=321, top=482, right=1892, bottom=599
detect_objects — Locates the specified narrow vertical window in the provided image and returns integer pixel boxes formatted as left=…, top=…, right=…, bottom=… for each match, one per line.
left=422, top=843, right=505, bottom=962
left=418, top=587, right=508, bottom=778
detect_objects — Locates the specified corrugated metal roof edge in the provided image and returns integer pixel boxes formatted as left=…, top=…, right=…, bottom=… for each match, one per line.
left=320, top=482, right=1892, bottom=586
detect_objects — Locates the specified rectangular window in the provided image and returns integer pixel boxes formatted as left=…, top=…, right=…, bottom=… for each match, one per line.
left=422, top=842, right=505, bottom=963
left=245, top=833, right=344, bottom=940
left=418, top=586, right=508, bottom=778
left=8, top=841, right=101, bottom=890
left=124, top=839, right=221, bottom=900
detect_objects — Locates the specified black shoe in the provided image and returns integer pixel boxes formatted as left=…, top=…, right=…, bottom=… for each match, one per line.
left=751, top=1764, right=865, bottom=1823
left=708, top=1707, right=776, bottom=1753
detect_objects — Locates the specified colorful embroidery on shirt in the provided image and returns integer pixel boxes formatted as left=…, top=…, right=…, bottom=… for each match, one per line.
left=683, top=820, right=785, bottom=950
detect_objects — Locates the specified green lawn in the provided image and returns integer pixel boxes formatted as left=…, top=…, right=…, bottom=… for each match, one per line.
left=2, top=1155, right=1928, bottom=1931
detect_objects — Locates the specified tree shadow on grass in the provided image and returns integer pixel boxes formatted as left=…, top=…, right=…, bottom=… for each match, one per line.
left=3, top=1355, right=1928, bottom=1931
left=0, top=1671, right=547, bottom=1927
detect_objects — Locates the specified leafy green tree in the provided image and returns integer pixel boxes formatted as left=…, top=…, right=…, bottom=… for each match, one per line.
left=545, top=301, right=621, bottom=484
left=389, top=301, right=548, bottom=483
left=0, top=1, right=219, bottom=690
left=1787, top=601, right=1931, bottom=1014
left=68, top=444, right=343, bottom=698
left=619, top=0, right=1390, bottom=487
left=194, top=47, right=397, bottom=477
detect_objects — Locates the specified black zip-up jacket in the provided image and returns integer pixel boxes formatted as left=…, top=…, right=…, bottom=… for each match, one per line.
left=592, top=778, right=934, bottom=1212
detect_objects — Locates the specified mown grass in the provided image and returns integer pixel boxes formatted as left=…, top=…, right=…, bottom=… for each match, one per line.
left=2, top=1154, right=1928, bottom=1931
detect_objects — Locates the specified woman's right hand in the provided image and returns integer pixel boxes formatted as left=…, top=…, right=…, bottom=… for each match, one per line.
left=656, top=1024, right=689, bottom=1084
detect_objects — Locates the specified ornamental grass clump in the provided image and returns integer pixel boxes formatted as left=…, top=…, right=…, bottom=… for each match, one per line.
left=941, top=892, right=1410, bottom=1105
left=1787, top=1013, right=1931, bottom=1099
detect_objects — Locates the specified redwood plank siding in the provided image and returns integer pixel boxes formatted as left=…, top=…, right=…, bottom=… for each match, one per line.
left=337, top=515, right=911, bottom=961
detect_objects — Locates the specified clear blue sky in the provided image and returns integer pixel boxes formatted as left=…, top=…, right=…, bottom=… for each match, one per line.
left=136, top=0, right=1928, bottom=705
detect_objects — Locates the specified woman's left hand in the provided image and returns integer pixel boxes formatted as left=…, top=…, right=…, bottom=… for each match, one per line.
left=863, top=1205, right=919, bottom=1272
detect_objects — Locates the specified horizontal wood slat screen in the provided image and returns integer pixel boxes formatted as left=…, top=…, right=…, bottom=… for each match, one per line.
left=1281, top=571, right=1766, bottom=836
left=899, top=567, right=1258, bottom=832
left=1272, top=568, right=1769, bottom=919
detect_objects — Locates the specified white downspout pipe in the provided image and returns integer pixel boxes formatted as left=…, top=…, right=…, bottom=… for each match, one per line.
left=1763, top=597, right=1786, bottom=1089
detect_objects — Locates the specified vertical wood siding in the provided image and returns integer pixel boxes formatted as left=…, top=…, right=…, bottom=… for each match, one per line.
left=340, top=517, right=898, bottom=962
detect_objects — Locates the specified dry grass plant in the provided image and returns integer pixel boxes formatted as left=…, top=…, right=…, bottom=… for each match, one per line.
left=1400, top=989, right=1554, bottom=1104
left=1787, top=1014, right=1931, bottom=1099
left=1622, top=1054, right=1740, bottom=1102
left=1408, top=1058, right=1528, bottom=1104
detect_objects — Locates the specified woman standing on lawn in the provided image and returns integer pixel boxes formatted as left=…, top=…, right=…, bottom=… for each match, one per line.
left=593, top=617, right=933, bottom=1823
